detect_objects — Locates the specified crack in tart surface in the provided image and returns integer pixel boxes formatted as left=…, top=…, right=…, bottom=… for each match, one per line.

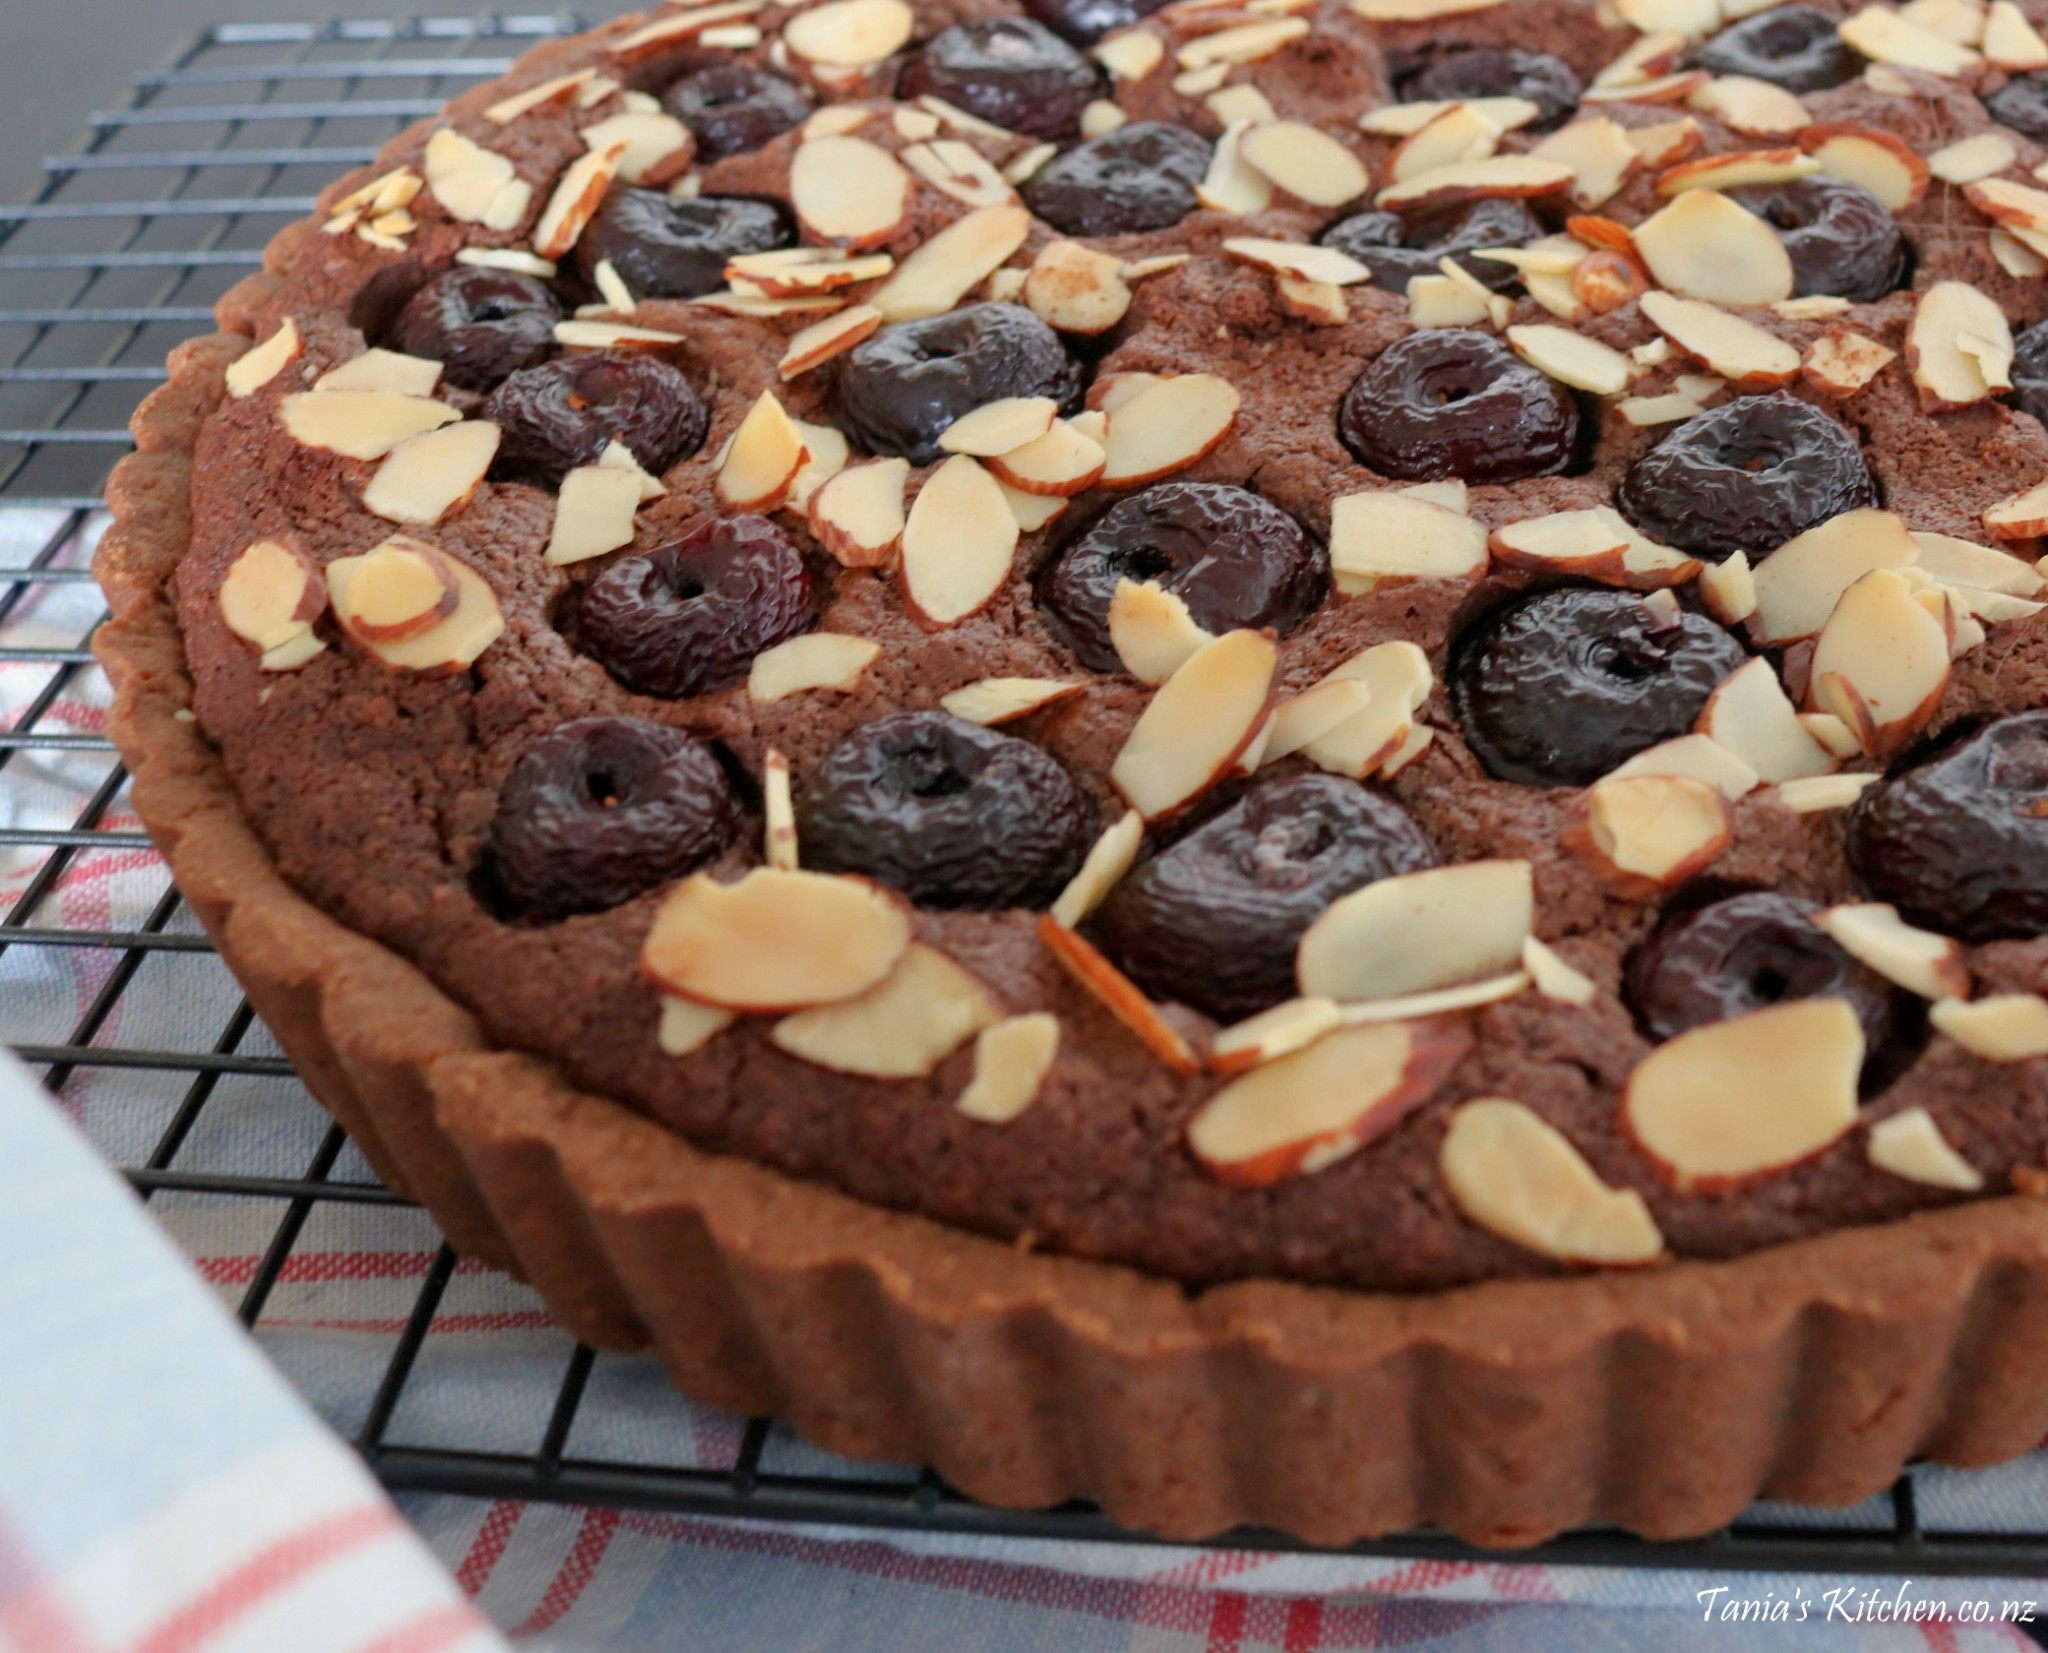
left=91, top=0, right=2048, bottom=1543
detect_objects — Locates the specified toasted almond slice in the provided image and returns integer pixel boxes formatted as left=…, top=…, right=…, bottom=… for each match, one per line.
left=1696, top=655, right=1835, bottom=783
left=1528, top=116, right=1639, bottom=209
left=1867, top=1107, right=1984, bottom=1190
left=1238, top=120, right=1370, bottom=207
left=1908, top=280, right=2015, bottom=409
left=1360, top=96, right=1541, bottom=137
left=644, top=867, right=909, bottom=1011
left=1095, top=28, right=1166, bottom=78
left=1022, top=240, right=1133, bottom=334
left=1582, top=68, right=1714, bottom=103
left=984, top=419, right=1107, bottom=496
left=1328, top=490, right=1489, bottom=590
left=1174, top=15, right=1309, bottom=67
left=938, top=396, right=1059, bottom=457
left=782, top=0, right=914, bottom=64
left=658, top=995, right=737, bottom=1057
left=1931, top=993, right=2048, bottom=1059
left=1625, top=998, right=1862, bottom=1190
left=328, top=537, right=456, bottom=644
left=1049, top=807, right=1146, bottom=930
left=1299, top=640, right=1432, bottom=779
left=1687, top=74, right=1810, bottom=136
left=1089, top=371, right=1166, bottom=413
left=1504, top=324, right=1634, bottom=395
left=1260, top=678, right=1375, bottom=766
left=901, top=138, right=1017, bottom=208
left=1639, top=289, right=1802, bottom=387
left=801, top=105, right=872, bottom=140
left=1620, top=391, right=1705, bottom=425
left=715, top=391, right=809, bottom=512
left=360, top=419, right=499, bottom=527
left=1108, top=579, right=1215, bottom=684
left=789, top=135, right=912, bottom=249
left=1910, top=530, right=2044, bottom=594
left=326, top=540, right=503, bottom=672
left=1223, top=236, right=1371, bottom=286
left=1375, top=154, right=1575, bottom=211
left=1625, top=114, right=1705, bottom=167
left=1038, top=914, right=1198, bottom=1074
left=1297, top=860, right=1532, bottom=1004
left=1111, top=629, right=1276, bottom=820
left=1195, top=119, right=1275, bottom=214
left=279, top=390, right=461, bottom=461
left=1775, top=771, right=1879, bottom=812
left=1751, top=508, right=1920, bottom=643
left=1336, top=970, right=1531, bottom=1024
left=786, top=419, right=850, bottom=513
left=1488, top=511, right=1628, bottom=578
left=1692, top=551, right=1757, bottom=628
left=1986, top=0, right=2048, bottom=65
left=533, top=141, right=628, bottom=261
left=900, top=455, right=1018, bottom=624
left=1655, top=147, right=1819, bottom=196
left=1776, top=294, right=1853, bottom=321
left=1098, top=374, right=1238, bottom=488
left=1815, top=902, right=1971, bottom=1000
left=1803, top=329, right=1897, bottom=397
left=955, top=1014, right=1062, bottom=1123
left=941, top=675, right=1085, bottom=726
left=609, top=0, right=766, bottom=57
left=1389, top=104, right=1501, bottom=185
left=1574, top=774, right=1732, bottom=892
left=221, top=540, right=325, bottom=651
left=869, top=204, right=1032, bottom=322
left=1984, top=477, right=2048, bottom=539
left=778, top=304, right=883, bottom=379
left=226, top=319, right=302, bottom=398
left=255, top=629, right=322, bottom=671
left=1607, top=733, right=1760, bottom=801
left=1929, top=130, right=2018, bottom=185
left=1806, top=567, right=1952, bottom=755
left=1839, top=5, right=1982, bottom=73
left=545, top=464, right=644, bottom=566
left=760, top=748, right=799, bottom=871
left=1187, top=1019, right=1468, bottom=1185
left=581, top=111, right=694, bottom=187
left=1442, top=1099, right=1664, bottom=1265
left=1800, top=122, right=1933, bottom=210
left=554, top=318, right=690, bottom=348
left=1523, top=935, right=1598, bottom=1006
left=1634, top=188, right=1795, bottom=306
left=770, top=942, right=998, bottom=1078
left=806, top=456, right=909, bottom=568
left=1798, top=709, right=1863, bottom=759
left=747, top=632, right=882, bottom=703
left=726, top=247, right=893, bottom=296
left=1209, top=997, right=1344, bottom=1076
left=997, top=481, right=1067, bottom=532
left=483, top=69, right=594, bottom=123
left=315, top=349, right=443, bottom=398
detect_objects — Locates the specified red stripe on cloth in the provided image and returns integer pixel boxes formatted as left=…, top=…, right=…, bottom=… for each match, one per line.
left=128, top=1503, right=400, bottom=1653
left=0, top=1514, right=100, bottom=1653
left=510, top=1509, right=620, bottom=1637
left=348, top=1604, right=485, bottom=1653
left=254, top=1312, right=559, bottom=1336
left=452, top=1503, right=524, bottom=1598
left=194, top=1254, right=497, bottom=1287
left=1282, top=1596, right=1323, bottom=1653
left=1205, top=1592, right=1248, bottom=1653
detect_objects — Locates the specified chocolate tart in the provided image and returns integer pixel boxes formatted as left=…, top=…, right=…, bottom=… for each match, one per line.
left=95, top=0, right=2048, bottom=1544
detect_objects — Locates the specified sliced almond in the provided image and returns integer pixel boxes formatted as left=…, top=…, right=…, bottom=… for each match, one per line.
left=609, top=1, right=766, bottom=58
left=361, top=419, right=498, bottom=526
left=1815, top=901, right=1970, bottom=1000
left=482, top=69, right=593, bottom=123
left=938, top=396, right=1059, bottom=457
left=1607, top=733, right=1760, bottom=801
left=786, top=419, right=849, bottom=513
left=1328, top=491, right=1489, bottom=589
left=787, top=136, right=912, bottom=249
left=1223, top=236, right=1372, bottom=286
left=770, top=942, right=998, bottom=1078
left=1634, top=187, right=1795, bottom=306
left=807, top=457, right=909, bottom=567
left=553, top=319, right=689, bottom=348
left=1238, top=120, right=1370, bottom=207
left=533, top=141, right=627, bottom=261
left=1095, top=28, right=1166, bottom=79
left=1625, top=114, right=1705, bottom=166
left=581, top=111, right=694, bottom=187
left=643, top=867, right=910, bottom=1011
left=955, top=1014, right=1062, bottom=1123
left=279, top=391, right=458, bottom=461
left=545, top=463, right=643, bottom=566
left=747, top=632, right=881, bottom=703
left=1389, top=103, right=1502, bottom=187
left=1907, top=280, right=2015, bottom=409
left=1524, top=935, right=1598, bottom=1006
left=1751, top=508, right=1921, bottom=643
left=1049, top=807, right=1146, bottom=930
left=1867, top=1107, right=1984, bottom=1190
left=1037, top=914, right=1198, bottom=1074
left=1698, top=550, right=1759, bottom=625
left=727, top=247, right=894, bottom=296
left=657, top=995, right=736, bottom=1058
left=1300, top=640, right=1432, bottom=778
left=1655, top=147, right=1818, bottom=196
left=1839, top=3, right=1983, bottom=71
left=1697, top=655, right=1835, bottom=782
left=778, top=304, right=884, bottom=380
left=226, top=319, right=302, bottom=398
left=1806, top=567, right=1952, bottom=754
left=984, top=419, right=1107, bottom=496
left=900, top=455, right=1018, bottom=624
left=1375, top=154, right=1574, bottom=212
left=1023, top=240, right=1133, bottom=334
left=1174, top=15, right=1309, bottom=68
left=781, top=0, right=914, bottom=65
left=1273, top=270, right=1348, bottom=325
left=1803, top=329, right=1897, bottom=397
left=1359, top=96, right=1541, bottom=138
left=900, top=138, right=1017, bottom=209
left=325, top=538, right=503, bottom=672
left=1638, top=289, right=1801, bottom=386
left=1624, top=998, right=1862, bottom=1190
left=941, top=675, right=1085, bottom=726
left=1986, top=0, right=2048, bottom=66
left=327, top=536, right=456, bottom=643
left=1573, top=774, right=1732, bottom=892
left=1931, top=993, right=2048, bottom=1060
left=1800, top=122, right=1932, bottom=210
left=1209, top=997, right=1343, bottom=1077
left=1776, top=771, right=1880, bottom=812
left=1297, top=860, right=1531, bottom=1004
left=1504, top=323, right=1633, bottom=395
left=715, top=391, right=809, bottom=512
left=1528, top=117, right=1640, bottom=210
left=1195, top=119, right=1275, bottom=214
left=1928, top=130, right=2018, bottom=184
left=1910, top=530, right=2044, bottom=594
left=1107, top=579, right=1215, bottom=684
left=1260, top=678, right=1375, bottom=766
left=1983, top=477, right=2048, bottom=540
left=313, top=349, right=443, bottom=398
left=1687, top=74, right=1810, bottom=137
left=1097, top=373, right=1238, bottom=488
left=869, top=204, right=1032, bottom=323
left=1187, top=1020, right=1468, bottom=1186
left=221, top=539, right=324, bottom=651
left=1442, top=1099, right=1663, bottom=1265
left=1110, top=628, right=1276, bottom=820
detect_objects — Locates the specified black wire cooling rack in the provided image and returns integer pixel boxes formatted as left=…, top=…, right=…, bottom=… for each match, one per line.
left=11, top=15, right=2048, bottom=1600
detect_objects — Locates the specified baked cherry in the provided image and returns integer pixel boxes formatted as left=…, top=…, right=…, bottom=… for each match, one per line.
left=1319, top=200, right=1543, bottom=295
left=578, top=515, right=812, bottom=699
left=1023, top=0, right=1173, bottom=43
left=2012, top=319, right=2048, bottom=426
left=573, top=189, right=791, bottom=300
left=1035, top=483, right=1328, bottom=673
left=1090, top=773, right=1440, bottom=1022
left=1397, top=48, right=1582, bottom=131
left=486, top=717, right=739, bottom=921
left=832, top=303, right=1081, bottom=466
left=389, top=266, right=562, bottom=392
left=1695, top=5, right=1862, bottom=92
left=485, top=353, right=708, bottom=487
left=897, top=19, right=1102, bottom=140
left=1450, top=587, right=1750, bottom=788
left=1847, top=712, right=2048, bottom=941
left=1625, top=889, right=1906, bottom=1062
left=662, top=64, right=811, bottom=162
left=794, top=712, right=1093, bottom=908
left=1728, top=176, right=1908, bottom=303
left=1617, top=392, right=1877, bottom=559
left=1339, top=330, right=1580, bottom=485
left=1988, top=71, right=2048, bottom=143
left=1021, top=121, right=1210, bottom=237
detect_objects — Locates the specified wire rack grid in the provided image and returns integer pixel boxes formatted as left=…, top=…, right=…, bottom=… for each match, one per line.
left=9, top=15, right=2048, bottom=1601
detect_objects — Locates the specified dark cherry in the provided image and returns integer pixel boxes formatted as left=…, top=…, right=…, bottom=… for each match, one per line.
left=389, top=267, right=562, bottom=392
left=897, top=19, right=1102, bottom=141
left=1398, top=49, right=1582, bottom=131
left=1035, top=483, right=1328, bottom=673
left=794, top=712, right=1093, bottom=909
left=2012, top=319, right=2048, bottom=427
left=1847, top=711, right=2048, bottom=941
left=1319, top=199, right=1544, bottom=295
left=1339, top=330, right=1579, bottom=485
left=1021, top=121, right=1210, bottom=237
left=662, top=64, right=811, bottom=162
left=1450, top=587, right=1750, bottom=788
left=1023, top=0, right=1173, bottom=44
left=1728, top=176, right=1908, bottom=303
left=1988, top=71, right=2048, bottom=143
left=832, top=303, right=1080, bottom=466
left=1694, top=5, right=1862, bottom=92
left=486, top=717, right=739, bottom=921
left=485, top=353, right=707, bottom=487
left=573, top=189, right=791, bottom=300
left=1625, top=890, right=1905, bottom=1065
left=1090, top=773, right=1440, bottom=1022
left=578, top=515, right=812, bottom=699
left=1617, top=392, right=1876, bottom=560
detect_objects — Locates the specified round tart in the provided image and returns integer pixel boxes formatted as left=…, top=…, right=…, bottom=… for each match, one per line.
left=97, top=0, right=2048, bottom=1545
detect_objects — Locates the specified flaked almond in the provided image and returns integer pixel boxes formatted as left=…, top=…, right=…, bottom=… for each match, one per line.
left=1983, top=477, right=2048, bottom=539
left=643, top=867, right=910, bottom=1011
left=1223, top=236, right=1371, bottom=286
left=1815, top=901, right=1970, bottom=1000
left=1239, top=120, right=1371, bottom=207
left=1209, top=997, right=1343, bottom=1077
left=1929, top=130, right=2018, bottom=184
left=1374, top=154, right=1574, bottom=211
left=1188, top=1019, right=1469, bottom=1185
left=1806, top=566, right=1952, bottom=754
left=1022, top=240, right=1132, bottom=334
left=727, top=247, right=893, bottom=296
left=1606, top=733, right=1760, bottom=801
left=984, top=418, right=1107, bottom=495
left=1442, top=1099, right=1664, bottom=1265
left=1908, top=280, right=2015, bottom=409
left=1328, top=489, right=1490, bottom=591
left=1359, top=95, right=1541, bottom=137
left=326, top=538, right=504, bottom=672
left=1752, top=507, right=1920, bottom=642
left=778, top=303, right=883, bottom=378
left=715, top=391, right=809, bottom=511
left=1867, top=1106, right=1984, bottom=1189
left=1524, top=935, right=1598, bottom=1005
left=747, top=632, right=881, bottom=703
left=900, top=455, right=1018, bottom=624
left=1049, top=807, right=1146, bottom=929
left=1839, top=5, right=1981, bottom=74
left=221, top=539, right=324, bottom=651
left=1038, top=914, right=1198, bottom=1073
left=770, top=942, right=998, bottom=1078
left=1986, top=0, right=2048, bottom=66
left=1259, top=677, right=1374, bottom=766
left=1911, top=530, right=2044, bottom=594
left=533, top=141, right=627, bottom=261
left=1195, top=119, right=1275, bottom=214
left=1655, top=146, right=1818, bottom=197
left=938, top=396, right=1058, bottom=457
left=807, top=457, right=909, bottom=567
left=1095, top=28, right=1166, bottom=79
left=1638, top=289, right=1802, bottom=386
left=1108, top=578, right=1215, bottom=683
left=1297, top=859, right=1532, bottom=1003
left=1110, top=628, right=1276, bottom=819
left=313, top=348, right=442, bottom=398
left=955, top=1014, right=1062, bottom=1123
left=1687, top=74, right=1810, bottom=136
left=1633, top=187, right=1795, bottom=305
left=609, top=1, right=766, bottom=58
left=1624, top=998, right=1862, bottom=1190
left=1804, top=329, right=1897, bottom=396
left=1698, top=655, right=1835, bottom=782
left=1505, top=324, right=1634, bottom=395
left=1301, top=640, right=1433, bottom=778
left=657, top=995, right=736, bottom=1058
left=789, top=135, right=912, bottom=248
left=1800, top=121, right=1932, bottom=210
left=1335, top=971, right=1530, bottom=1024
left=581, top=111, right=693, bottom=187
left=554, top=318, right=690, bottom=347
left=1573, top=773, right=1732, bottom=893
left=941, top=674, right=1085, bottom=725
left=361, top=419, right=499, bottom=526
left=545, top=463, right=644, bottom=566
left=1388, top=103, right=1501, bottom=185
left=1173, top=15, right=1309, bottom=68
left=900, top=138, right=1016, bottom=208
left=328, top=536, right=456, bottom=643
left=226, top=319, right=302, bottom=398
left=1698, top=549, right=1759, bottom=625
left=1931, top=992, right=2048, bottom=1060
left=1274, top=270, right=1348, bottom=324
left=781, top=0, right=914, bottom=65
left=869, top=203, right=1031, bottom=322
left=280, top=391, right=459, bottom=460
left=1492, top=505, right=1700, bottom=588
left=1776, top=771, right=1880, bottom=812
left=1098, top=373, right=1238, bottom=487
